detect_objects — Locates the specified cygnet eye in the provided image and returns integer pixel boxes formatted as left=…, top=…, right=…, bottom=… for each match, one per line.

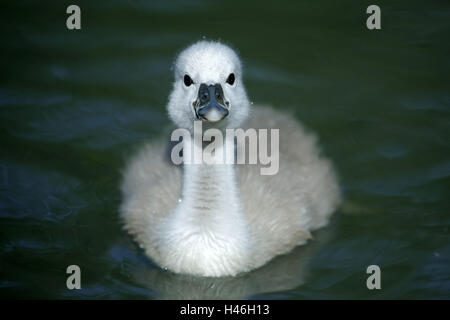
left=184, top=75, right=193, bottom=87
left=226, top=73, right=235, bottom=85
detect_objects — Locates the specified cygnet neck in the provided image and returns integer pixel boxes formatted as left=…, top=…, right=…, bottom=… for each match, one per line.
left=180, top=134, right=241, bottom=222
left=160, top=127, right=251, bottom=276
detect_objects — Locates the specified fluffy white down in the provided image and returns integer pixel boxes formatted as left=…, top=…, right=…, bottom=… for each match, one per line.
left=120, top=41, right=341, bottom=277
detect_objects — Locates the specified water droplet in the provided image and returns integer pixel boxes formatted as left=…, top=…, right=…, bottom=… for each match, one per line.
left=178, top=198, right=182, bottom=203
left=139, top=244, right=144, bottom=249
left=434, top=252, right=440, bottom=257
left=250, top=101, right=254, bottom=105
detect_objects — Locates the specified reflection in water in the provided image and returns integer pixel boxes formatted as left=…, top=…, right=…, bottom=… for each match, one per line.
left=131, top=224, right=335, bottom=299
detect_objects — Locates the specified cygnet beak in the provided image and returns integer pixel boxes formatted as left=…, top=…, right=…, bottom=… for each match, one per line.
left=194, top=83, right=229, bottom=122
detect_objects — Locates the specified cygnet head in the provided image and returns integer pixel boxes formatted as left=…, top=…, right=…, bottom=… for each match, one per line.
left=167, top=41, right=251, bottom=131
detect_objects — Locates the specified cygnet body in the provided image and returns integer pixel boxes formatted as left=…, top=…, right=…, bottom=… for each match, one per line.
left=120, top=41, right=341, bottom=277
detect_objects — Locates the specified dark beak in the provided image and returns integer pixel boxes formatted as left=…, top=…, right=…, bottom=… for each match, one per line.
left=194, top=83, right=229, bottom=122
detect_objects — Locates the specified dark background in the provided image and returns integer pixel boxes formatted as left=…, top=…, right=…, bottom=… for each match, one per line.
left=0, top=0, right=449, bottom=299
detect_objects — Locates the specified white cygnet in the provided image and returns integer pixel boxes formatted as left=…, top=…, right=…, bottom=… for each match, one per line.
left=120, top=40, right=341, bottom=277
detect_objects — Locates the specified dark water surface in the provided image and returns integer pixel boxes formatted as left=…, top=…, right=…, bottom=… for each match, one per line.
left=1, top=0, right=449, bottom=299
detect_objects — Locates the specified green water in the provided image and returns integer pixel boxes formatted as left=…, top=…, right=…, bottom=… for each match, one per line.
left=1, top=0, right=449, bottom=299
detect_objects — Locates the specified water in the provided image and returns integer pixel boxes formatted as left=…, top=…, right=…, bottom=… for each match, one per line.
left=1, top=0, right=449, bottom=299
